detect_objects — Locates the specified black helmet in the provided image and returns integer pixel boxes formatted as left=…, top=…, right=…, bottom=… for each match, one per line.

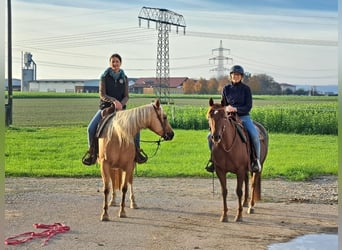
left=230, top=65, right=244, bottom=75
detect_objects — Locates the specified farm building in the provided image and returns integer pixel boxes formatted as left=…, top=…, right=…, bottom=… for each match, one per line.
left=279, top=83, right=296, bottom=93
left=28, top=77, right=188, bottom=94
left=130, top=77, right=188, bottom=94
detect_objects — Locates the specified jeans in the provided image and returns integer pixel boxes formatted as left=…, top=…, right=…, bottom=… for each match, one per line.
left=87, top=110, right=102, bottom=147
left=240, top=115, right=260, bottom=159
left=207, top=115, right=260, bottom=159
left=87, top=109, right=141, bottom=148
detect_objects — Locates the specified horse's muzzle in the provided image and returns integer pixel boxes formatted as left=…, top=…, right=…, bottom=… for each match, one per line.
left=211, top=134, right=221, bottom=143
left=163, top=131, right=174, bottom=141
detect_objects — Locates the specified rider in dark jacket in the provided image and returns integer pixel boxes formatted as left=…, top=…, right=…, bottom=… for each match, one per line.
left=205, top=65, right=261, bottom=173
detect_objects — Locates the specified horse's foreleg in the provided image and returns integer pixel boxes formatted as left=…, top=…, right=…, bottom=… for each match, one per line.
left=234, top=176, right=244, bottom=222
left=119, top=171, right=127, bottom=218
left=100, top=166, right=111, bottom=221
left=217, top=172, right=228, bottom=222
left=128, top=169, right=138, bottom=209
left=242, top=172, right=249, bottom=207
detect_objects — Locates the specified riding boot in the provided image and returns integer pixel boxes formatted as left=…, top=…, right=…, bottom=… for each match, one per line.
left=135, top=147, right=148, bottom=164
left=82, top=143, right=98, bottom=166
left=251, top=159, right=262, bottom=172
left=205, top=155, right=215, bottom=173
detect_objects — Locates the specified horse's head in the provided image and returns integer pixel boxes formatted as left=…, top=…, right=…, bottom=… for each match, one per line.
left=207, top=98, right=228, bottom=144
left=150, top=99, right=174, bottom=141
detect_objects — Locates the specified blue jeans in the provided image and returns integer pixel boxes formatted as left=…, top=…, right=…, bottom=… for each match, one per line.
left=207, top=115, right=260, bottom=159
left=87, top=109, right=141, bottom=148
left=240, top=115, right=260, bottom=159
left=87, top=110, right=102, bottom=147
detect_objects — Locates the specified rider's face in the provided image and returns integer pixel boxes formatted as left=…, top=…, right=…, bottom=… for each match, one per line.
left=230, top=73, right=242, bottom=83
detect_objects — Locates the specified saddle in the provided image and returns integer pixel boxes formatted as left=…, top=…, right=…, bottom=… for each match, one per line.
left=228, top=113, right=263, bottom=163
left=96, top=105, right=116, bottom=138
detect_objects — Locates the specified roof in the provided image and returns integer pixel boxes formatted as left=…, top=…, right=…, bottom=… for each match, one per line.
left=134, top=77, right=188, bottom=88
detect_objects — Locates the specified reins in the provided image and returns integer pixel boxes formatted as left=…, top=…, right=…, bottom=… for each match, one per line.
left=140, top=138, right=163, bottom=158
left=138, top=103, right=169, bottom=159
left=4, top=223, right=70, bottom=246
left=218, top=117, right=238, bottom=153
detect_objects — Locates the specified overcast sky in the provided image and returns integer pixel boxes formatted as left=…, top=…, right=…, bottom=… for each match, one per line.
left=6, top=0, right=338, bottom=85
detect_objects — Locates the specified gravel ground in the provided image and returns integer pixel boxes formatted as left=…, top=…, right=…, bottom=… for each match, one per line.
left=4, top=176, right=338, bottom=250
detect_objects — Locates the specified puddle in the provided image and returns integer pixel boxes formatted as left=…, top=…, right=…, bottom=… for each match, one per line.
left=268, top=233, right=338, bottom=250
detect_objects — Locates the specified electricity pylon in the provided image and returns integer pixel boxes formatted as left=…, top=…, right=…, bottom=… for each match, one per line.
left=138, top=6, right=186, bottom=104
left=209, top=40, right=233, bottom=79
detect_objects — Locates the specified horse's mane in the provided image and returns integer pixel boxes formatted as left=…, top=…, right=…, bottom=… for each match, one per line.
left=106, top=104, right=152, bottom=146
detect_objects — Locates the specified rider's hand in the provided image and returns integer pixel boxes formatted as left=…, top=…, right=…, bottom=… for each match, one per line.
left=113, top=100, right=123, bottom=110
left=227, top=105, right=237, bottom=113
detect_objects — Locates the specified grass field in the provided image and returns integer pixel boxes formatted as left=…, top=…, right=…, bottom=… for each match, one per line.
left=4, top=94, right=338, bottom=180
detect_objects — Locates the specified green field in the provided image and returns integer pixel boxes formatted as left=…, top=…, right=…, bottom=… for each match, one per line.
left=5, top=94, right=338, bottom=181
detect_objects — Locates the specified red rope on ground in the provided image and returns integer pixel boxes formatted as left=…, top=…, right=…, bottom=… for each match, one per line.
left=4, top=223, right=70, bottom=246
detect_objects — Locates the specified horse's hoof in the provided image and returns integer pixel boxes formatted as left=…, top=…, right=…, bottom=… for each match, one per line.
left=220, top=216, right=228, bottom=223
left=234, top=216, right=243, bottom=222
left=247, top=207, right=254, bottom=214
left=101, top=215, right=110, bottom=221
left=130, top=203, right=138, bottom=209
left=119, top=212, right=127, bottom=218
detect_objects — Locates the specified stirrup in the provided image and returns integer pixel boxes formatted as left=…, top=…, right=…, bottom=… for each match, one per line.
left=205, top=160, right=215, bottom=173
left=251, top=159, right=262, bottom=173
left=135, top=149, right=148, bottom=164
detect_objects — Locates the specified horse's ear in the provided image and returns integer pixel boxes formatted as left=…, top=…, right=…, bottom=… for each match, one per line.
left=155, top=98, right=161, bottom=108
left=221, top=97, right=227, bottom=106
left=209, top=98, right=214, bottom=106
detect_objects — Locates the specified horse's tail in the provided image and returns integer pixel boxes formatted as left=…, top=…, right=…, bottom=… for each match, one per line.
left=254, top=173, right=262, bottom=201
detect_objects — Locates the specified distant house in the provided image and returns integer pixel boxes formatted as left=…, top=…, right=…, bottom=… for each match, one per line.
left=16, top=77, right=188, bottom=94
left=5, top=78, right=21, bottom=91
left=131, top=77, right=188, bottom=94
left=29, top=79, right=86, bottom=93
left=279, top=83, right=296, bottom=93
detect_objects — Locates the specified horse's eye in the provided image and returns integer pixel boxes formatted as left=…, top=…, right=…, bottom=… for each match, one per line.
left=163, top=115, right=167, bottom=120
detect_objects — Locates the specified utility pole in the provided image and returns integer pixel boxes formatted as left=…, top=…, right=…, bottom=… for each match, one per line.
left=138, top=6, right=186, bottom=104
left=6, top=0, right=13, bottom=126
left=209, top=40, right=232, bottom=79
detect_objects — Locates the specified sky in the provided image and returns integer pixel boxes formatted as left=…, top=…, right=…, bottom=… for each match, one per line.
left=5, top=0, right=338, bottom=85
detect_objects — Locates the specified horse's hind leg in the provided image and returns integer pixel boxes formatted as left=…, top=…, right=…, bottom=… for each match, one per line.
left=248, top=173, right=258, bottom=214
left=109, top=169, right=120, bottom=206
left=234, top=175, right=244, bottom=222
left=128, top=169, right=138, bottom=209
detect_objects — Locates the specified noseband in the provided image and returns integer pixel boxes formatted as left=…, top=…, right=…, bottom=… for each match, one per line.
left=210, top=111, right=238, bottom=153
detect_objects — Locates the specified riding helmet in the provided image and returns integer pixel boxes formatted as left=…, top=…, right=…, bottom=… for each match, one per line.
left=230, top=65, right=244, bottom=76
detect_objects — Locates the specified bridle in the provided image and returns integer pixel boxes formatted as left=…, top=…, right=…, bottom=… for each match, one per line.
left=139, top=103, right=169, bottom=158
left=210, top=109, right=238, bottom=153
left=152, top=103, right=169, bottom=140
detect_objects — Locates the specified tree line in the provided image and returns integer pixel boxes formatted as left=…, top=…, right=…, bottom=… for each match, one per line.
left=183, top=73, right=318, bottom=95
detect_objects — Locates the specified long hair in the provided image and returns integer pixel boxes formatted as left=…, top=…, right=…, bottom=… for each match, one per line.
left=106, top=104, right=152, bottom=147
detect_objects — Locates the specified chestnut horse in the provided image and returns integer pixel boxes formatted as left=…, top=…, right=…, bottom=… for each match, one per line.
left=98, top=99, right=174, bottom=221
left=207, top=98, right=268, bottom=222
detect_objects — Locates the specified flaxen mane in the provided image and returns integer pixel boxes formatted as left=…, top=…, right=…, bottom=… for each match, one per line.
left=106, top=104, right=152, bottom=147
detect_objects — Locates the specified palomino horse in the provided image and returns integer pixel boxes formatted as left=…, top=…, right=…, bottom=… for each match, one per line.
left=98, top=99, right=174, bottom=221
left=207, top=98, right=268, bottom=222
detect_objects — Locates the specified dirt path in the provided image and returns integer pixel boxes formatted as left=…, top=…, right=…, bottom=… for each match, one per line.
left=5, top=176, right=337, bottom=250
